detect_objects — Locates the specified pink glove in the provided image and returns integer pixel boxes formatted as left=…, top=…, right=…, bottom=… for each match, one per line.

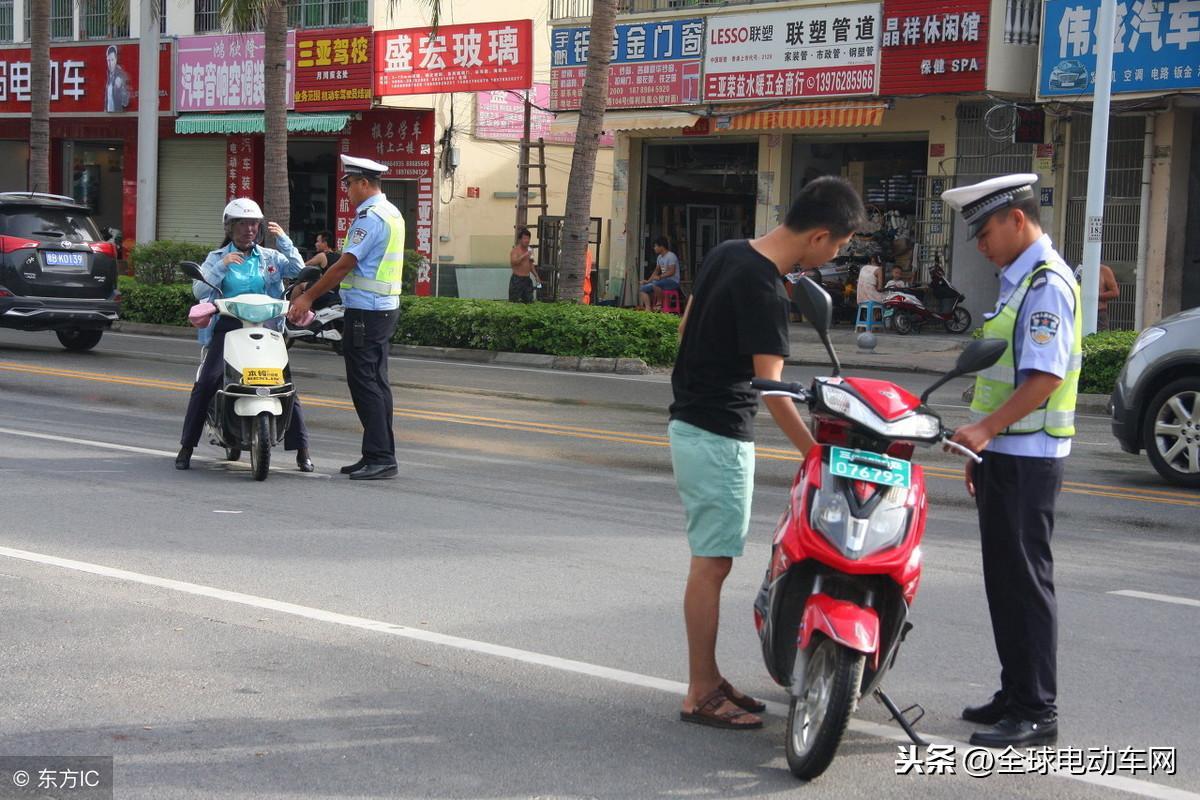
left=294, top=309, right=315, bottom=327
left=187, top=302, right=217, bottom=328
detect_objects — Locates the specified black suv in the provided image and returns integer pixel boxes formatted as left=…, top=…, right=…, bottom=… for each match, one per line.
left=0, top=192, right=120, bottom=351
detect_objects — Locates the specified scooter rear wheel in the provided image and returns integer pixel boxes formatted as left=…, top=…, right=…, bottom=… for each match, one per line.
left=892, top=311, right=914, bottom=335
left=250, top=412, right=271, bottom=481
left=944, top=307, right=972, bottom=334
left=786, top=635, right=865, bottom=780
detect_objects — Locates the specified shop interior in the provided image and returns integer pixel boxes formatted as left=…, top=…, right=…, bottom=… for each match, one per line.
left=63, top=141, right=124, bottom=234
left=381, top=179, right=419, bottom=252
left=642, top=141, right=757, bottom=289
left=287, top=140, right=339, bottom=254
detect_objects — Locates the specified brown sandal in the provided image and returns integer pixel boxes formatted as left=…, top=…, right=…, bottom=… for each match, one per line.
left=680, top=688, right=763, bottom=730
left=720, top=679, right=767, bottom=714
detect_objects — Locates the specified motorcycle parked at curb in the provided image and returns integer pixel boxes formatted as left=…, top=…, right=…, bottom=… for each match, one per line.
left=752, top=275, right=1006, bottom=780
left=181, top=261, right=320, bottom=481
left=283, top=276, right=345, bottom=354
left=883, top=266, right=972, bottom=335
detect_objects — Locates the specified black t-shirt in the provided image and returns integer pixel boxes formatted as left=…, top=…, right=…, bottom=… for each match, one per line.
left=669, top=240, right=791, bottom=441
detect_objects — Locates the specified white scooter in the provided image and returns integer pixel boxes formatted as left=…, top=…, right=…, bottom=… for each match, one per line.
left=181, top=262, right=318, bottom=481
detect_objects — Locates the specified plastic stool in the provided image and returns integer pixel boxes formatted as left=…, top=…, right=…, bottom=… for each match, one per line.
left=855, top=301, right=883, bottom=332
left=660, top=288, right=682, bottom=314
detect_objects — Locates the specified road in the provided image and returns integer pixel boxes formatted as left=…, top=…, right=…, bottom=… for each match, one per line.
left=0, top=328, right=1196, bottom=799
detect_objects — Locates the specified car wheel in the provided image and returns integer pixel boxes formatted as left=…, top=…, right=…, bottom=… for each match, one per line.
left=56, top=328, right=104, bottom=351
left=1141, top=377, right=1200, bottom=487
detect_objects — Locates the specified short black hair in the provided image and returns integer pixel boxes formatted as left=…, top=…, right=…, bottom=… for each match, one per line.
left=785, top=176, right=865, bottom=238
left=517, top=227, right=531, bottom=239
left=317, top=230, right=333, bottom=244
left=1011, top=195, right=1042, bottom=228
left=653, top=236, right=670, bottom=249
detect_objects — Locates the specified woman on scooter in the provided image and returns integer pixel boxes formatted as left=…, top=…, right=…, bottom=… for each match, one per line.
left=175, top=199, right=314, bottom=472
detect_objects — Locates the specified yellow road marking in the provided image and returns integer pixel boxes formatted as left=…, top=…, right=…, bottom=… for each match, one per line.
left=3, top=360, right=1197, bottom=508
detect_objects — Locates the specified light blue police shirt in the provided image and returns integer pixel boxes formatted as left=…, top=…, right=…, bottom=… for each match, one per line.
left=986, top=234, right=1077, bottom=459
left=340, top=193, right=402, bottom=312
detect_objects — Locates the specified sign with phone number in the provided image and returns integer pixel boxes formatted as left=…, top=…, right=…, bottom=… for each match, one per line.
left=829, top=446, right=911, bottom=488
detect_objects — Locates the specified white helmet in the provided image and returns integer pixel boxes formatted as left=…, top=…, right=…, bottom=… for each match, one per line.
left=223, top=198, right=264, bottom=238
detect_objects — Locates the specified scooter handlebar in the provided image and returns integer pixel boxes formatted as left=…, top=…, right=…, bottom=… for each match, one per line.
left=751, top=378, right=809, bottom=401
left=940, top=434, right=983, bottom=464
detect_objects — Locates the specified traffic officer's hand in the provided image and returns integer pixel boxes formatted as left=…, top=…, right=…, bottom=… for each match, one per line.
left=287, top=293, right=313, bottom=324
left=222, top=252, right=244, bottom=267
left=266, top=221, right=285, bottom=238
left=963, top=459, right=976, bottom=498
left=950, top=422, right=993, bottom=456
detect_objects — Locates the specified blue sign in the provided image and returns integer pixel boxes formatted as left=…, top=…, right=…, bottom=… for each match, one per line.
left=1041, top=0, right=1200, bottom=96
left=551, top=18, right=704, bottom=68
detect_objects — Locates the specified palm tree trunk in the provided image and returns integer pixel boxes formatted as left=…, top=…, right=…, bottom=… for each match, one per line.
left=559, top=0, right=617, bottom=302
left=262, top=0, right=289, bottom=241
left=29, top=0, right=50, bottom=193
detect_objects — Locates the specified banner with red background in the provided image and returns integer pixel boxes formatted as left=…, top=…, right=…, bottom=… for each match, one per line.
left=0, top=41, right=171, bottom=115
left=878, top=0, right=988, bottom=94
left=374, top=19, right=532, bottom=96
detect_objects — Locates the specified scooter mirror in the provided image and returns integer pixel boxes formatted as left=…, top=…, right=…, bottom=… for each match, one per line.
left=179, top=261, right=204, bottom=282
left=296, top=266, right=323, bottom=284
left=955, top=338, right=1008, bottom=375
left=791, top=275, right=833, bottom=336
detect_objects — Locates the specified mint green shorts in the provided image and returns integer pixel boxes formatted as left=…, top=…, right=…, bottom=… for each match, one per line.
left=669, top=419, right=756, bottom=558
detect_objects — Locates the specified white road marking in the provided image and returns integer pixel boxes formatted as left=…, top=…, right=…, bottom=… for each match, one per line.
left=0, top=543, right=1192, bottom=800
left=1109, top=590, right=1200, bottom=608
left=213, top=510, right=243, bottom=514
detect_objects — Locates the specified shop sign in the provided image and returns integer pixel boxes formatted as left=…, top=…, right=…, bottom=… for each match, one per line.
left=703, top=5, right=881, bottom=102
left=0, top=41, right=171, bottom=115
left=337, top=109, right=436, bottom=295
left=177, top=31, right=296, bottom=112
left=548, top=18, right=704, bottom=110
left=475, top=83, right=614, bottom=146
left=374, top=19, right=532, bottom=96
left=878, top=0, right=987, bottom=94
left=1040, top=0, right=1200, bottom=96
left=226, top=135, right=258, bottom=203
left=294, top=26, right=373, bottom=111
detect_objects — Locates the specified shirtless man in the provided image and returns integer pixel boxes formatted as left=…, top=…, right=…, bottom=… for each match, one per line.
left=509, top=228, right=542, bottom=303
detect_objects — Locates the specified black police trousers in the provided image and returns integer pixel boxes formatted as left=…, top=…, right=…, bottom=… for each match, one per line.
left=180, top=315, right=309, bottom=451
left=343, top=307, right=401, bottom=466
left=974, top=451, right=1065, bottom=719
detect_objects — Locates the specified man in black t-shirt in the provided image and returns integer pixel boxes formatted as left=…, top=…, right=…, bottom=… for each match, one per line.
left=671, top=177, right=864, bottom=730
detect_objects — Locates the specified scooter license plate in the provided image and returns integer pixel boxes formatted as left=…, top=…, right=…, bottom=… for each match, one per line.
left=243, top=367, right=284, bottom=386
left=828, top=446, right=911, bottom=489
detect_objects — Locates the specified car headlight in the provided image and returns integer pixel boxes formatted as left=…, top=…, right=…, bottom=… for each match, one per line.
left=820, top=385, right=940, bottom=440
left=1129, top=327, right=1166, bottom=358
left=226, top=301, right=285, bottom=324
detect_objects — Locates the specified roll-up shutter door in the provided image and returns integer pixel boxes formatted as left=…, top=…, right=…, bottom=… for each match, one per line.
left=157, top=138, right=227, bottom=246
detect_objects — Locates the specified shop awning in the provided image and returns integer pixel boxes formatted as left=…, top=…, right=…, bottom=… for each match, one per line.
left=175, top=112, right=353, bottom=135
left=712, top=101, right=887, bottom=131
left=549, top=110, right=701, bottom=135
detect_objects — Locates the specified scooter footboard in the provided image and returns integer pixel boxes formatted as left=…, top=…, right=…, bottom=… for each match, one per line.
left=798, top=593, right=880, bottom=669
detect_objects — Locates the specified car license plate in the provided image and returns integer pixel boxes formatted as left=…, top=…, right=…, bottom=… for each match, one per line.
left=243, top=367, right=284, bottom=386
left=828, top=446, right=911, bottom=489
left=44, top=251, right=85, bottom=267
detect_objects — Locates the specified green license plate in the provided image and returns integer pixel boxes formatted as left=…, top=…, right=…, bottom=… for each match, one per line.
left=828, top=446, right=911, bottom=489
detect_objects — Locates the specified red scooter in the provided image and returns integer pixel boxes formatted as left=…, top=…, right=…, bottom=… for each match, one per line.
left=883, top=265, right=972, bottom=335
left=752, top=276, right=1005, bottom=780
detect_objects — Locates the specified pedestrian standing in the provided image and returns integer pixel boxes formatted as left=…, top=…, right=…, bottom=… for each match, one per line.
left=508, top=228, right=542, bottom=303
left=942, top=174, right=1081, bottom=747
left=288, top=155, right=405, bottom=480
left=670, top=177, right=864, bottom=730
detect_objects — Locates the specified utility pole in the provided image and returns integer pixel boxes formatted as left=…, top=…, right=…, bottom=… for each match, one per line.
left=135, top=0, right=159, bottom=244
left=1079, top=0, right=1117, bottom=335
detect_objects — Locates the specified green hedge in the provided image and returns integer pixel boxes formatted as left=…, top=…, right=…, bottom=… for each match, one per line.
left=128, top=241, right=216, bottom=285
left=118, top=276, right=195, bottom=327
left=1080, top=330, right=1137, bottom=395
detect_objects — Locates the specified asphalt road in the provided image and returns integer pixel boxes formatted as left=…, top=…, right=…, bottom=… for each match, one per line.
left=0, top=328, right=1196, bottom=800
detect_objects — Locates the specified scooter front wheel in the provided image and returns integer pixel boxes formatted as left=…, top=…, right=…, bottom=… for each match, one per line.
left=250, top=413, right=271, bottom=481
left=944, top=306, right=972, bottom=334
left=786, top=635, right=865, bottom=781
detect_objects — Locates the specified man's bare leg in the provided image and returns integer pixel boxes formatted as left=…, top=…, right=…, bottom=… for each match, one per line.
left=682, top=555, right=761, bottom=722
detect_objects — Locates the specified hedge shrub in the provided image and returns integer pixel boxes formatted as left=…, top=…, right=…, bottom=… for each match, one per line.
left=128, top=240, right=216, bottom=285
left=1080, top=329, right=1137, bottom=395
left=118, top=276, right=195, bottom=327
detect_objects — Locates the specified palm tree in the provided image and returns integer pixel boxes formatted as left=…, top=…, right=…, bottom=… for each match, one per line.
left=28, top=0, right=50, bottom=192
left=558, top=0, right=617, bottom=302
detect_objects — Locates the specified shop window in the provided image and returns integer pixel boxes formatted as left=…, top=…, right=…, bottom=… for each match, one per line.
left=23, top=0, right=75, bottom=40
left=287, top=0, right=366, bottom=29
left=81, top=0, right=129, bottom=39
left=0, top=0, right=13, bottom=42
left=161, top=0, right=166, bottom=34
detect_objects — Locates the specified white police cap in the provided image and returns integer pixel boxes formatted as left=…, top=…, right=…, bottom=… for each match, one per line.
left=942, top=173, right=1039, bottom=238
left=340, top=154, right=388, bottom=178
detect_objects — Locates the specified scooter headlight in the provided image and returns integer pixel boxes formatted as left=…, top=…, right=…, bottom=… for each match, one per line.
left=225, top=300, right=285, bottom=324
left=810, top=488, right=852, bottom=546
left=819, top=385, right=940, bottom=441
left=810, top=484, right=910, bottom=559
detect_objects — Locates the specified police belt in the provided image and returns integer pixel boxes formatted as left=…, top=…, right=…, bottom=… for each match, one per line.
left=340, top=275, right=404, bottom=295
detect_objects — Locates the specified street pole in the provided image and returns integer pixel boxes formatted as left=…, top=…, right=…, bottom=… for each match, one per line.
left=135, top=0, right=159, bottom=245
left=1079, top=0, right=1117, bottom=336
left=515, top=91, right=531, bottom=237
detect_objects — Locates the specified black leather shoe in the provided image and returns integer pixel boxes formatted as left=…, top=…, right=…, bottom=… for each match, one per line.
left=175, top=447, right=193, bottom=470
left=340, top=459, right=365, bottom=475
left=969, top=714, right=1058, bottom=748
left=296, top=449, right=315, bottom=473
left=348, top=463, right=398, bottom=481
left=962, top=692, right=1008, bottom=725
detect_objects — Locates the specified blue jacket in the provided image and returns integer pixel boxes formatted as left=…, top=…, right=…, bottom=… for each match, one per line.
left=193, top=234, right=304, bottom=346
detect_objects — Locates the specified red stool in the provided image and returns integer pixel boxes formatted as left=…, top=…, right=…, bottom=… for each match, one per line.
left=660, top=288, right=682, bottom=314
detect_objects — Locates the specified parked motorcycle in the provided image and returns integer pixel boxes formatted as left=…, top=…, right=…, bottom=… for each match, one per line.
left=181, top=261, right=319, bottom=481
left=283, top=281, right=345, bottom=355
left=751, top=275, right=1005, bottom=780
left=884, top=266, right=972, bottom=335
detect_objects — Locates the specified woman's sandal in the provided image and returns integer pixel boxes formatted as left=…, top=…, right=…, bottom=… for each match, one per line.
left=719, top=679, right=767, bottom=714
left=680, top=688, right=763, bottom=730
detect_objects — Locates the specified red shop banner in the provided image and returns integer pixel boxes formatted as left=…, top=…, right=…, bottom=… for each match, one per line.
left=225, top=135, right=260, bottom=203
left=878, top=0, right=988, bottom=95
left=336, top=109, right=436, bottom=296
left=294, top=26, right=373, bottom=111
left=0, top=41, right=172, bottom=115
left=374, top=19, right=533, bottom=96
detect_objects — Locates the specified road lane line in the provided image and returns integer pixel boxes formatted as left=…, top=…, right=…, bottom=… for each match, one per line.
left=0, top=544, right=1191, bottom=800
left=3, top=361, right=1195, bottom=509
left=1109, top=590, right=1200, bottom=608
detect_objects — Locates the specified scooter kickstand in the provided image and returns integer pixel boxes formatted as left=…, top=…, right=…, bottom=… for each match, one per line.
left=874, top=688, right=928, bottom=747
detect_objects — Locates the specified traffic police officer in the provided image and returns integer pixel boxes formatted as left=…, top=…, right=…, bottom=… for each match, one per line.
left=288, top=154, right=405, bottom=480
left=942, top=174, right=1081, bottom=748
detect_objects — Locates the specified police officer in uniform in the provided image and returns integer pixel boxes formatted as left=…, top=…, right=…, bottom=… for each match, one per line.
left=941, top=174, right=1081, bottom=748
left=288, top=155, right=405, bottom=480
